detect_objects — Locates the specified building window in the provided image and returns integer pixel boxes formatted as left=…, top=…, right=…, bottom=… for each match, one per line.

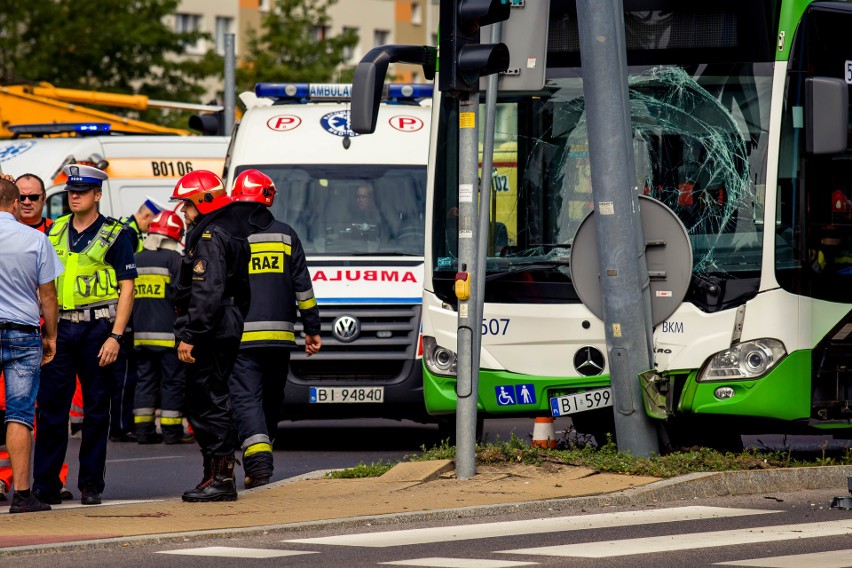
left=374, top=29, right=390, bottom=48
left=411, top=2, right=422, bottom=25
left=215, top=16, right=234, bottom=55
left=342, top=27, right=358, bottom=63
left=259, top=0, right=270, bottom=12
left=314, top=25, right=331, bottom=42
left=175, top=13, right=203, bottom=54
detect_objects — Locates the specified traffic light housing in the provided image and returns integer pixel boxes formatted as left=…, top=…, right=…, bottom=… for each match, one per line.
left=439, top=0, right=511, bottom=94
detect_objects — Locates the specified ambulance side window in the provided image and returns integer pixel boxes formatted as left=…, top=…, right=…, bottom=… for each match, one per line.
left=45, top=191, right=70, bottom=220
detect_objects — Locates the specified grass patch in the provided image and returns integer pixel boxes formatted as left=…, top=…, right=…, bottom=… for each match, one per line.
left=326, top=431, right=852, bottom=479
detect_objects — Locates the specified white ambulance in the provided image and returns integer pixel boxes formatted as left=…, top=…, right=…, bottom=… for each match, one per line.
left=0, top=123, right=229, bottom=219
left=224, top=83, right=434, bottom=425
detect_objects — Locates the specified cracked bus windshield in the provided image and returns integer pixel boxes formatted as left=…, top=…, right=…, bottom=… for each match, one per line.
left=433, top=62, right=771, bottom=310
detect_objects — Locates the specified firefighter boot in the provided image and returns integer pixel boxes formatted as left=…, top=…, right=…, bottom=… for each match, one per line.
left=244, top=450, right=274, bottom=489
left=162, top=424, right=194, bottom=445
left=135, top=422, right=163, bottom=445
left=182, top=455, right=238, bottom=502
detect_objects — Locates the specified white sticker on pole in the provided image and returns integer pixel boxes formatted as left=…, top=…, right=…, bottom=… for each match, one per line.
left=459, top=303, right=469, bottom=318
left=599, top=201, right=615, bottom=215
left=459, top=230, right=473, bottom=239
left=459, top=183, right=474, bottom=203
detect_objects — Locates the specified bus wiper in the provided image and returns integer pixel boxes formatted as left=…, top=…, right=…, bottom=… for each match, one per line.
left=485, top=259, right=570, bottom=281
left=349, top=252, right=422, bottom=256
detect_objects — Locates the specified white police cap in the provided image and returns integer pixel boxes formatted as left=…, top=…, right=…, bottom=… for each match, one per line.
left=64, top=164, right=108, bottom=189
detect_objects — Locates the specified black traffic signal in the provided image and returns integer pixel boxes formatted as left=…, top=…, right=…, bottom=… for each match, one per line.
left=439, top=0, right=511, bottom=94
left=189, top=110, right=225, bottom=136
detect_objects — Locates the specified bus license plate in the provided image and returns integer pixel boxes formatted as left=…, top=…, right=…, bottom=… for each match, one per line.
left=550, top=388, right=613, bottom=417
left=310, top=387, right=384, bottom=404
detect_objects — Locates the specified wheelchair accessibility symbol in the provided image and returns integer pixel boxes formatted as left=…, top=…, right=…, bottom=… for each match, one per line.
left=495, top=384, right=536, bottom=406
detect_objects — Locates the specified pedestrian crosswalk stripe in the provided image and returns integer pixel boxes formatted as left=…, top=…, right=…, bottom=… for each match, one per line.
left=497, top=519, right=852, bottom=558
left=285, top=506, right=777, bottom=548
left=380, top=558, right=538, bottom=567
left=156, top=546, right=319, bottom=558
left=716, top=548, right=852, bottom=567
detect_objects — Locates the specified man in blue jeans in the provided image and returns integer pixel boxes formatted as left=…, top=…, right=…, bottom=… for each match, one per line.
left=0, top=178, right=63, bottom=514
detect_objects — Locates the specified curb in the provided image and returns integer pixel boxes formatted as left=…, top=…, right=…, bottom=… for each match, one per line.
left=2, top=465, right=851, bottom=557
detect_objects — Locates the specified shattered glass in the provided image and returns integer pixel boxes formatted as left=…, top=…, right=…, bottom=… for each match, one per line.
left=433, top=62, right=773, bottom=308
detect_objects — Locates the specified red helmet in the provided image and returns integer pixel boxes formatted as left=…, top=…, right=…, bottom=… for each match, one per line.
left=231, top=169, right=276, bottom=207
left=148, top=210, right=185, bottom=241
left=170, top=170, right=231, bottom=214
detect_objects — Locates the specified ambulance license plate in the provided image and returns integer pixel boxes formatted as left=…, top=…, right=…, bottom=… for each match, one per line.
left=310, top=387, right=384, bottom=403
left=550, top=388, right=613, bottom=416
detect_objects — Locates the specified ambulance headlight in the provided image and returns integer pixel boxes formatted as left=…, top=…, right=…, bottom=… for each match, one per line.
left=423, top=336, right=457, bottom=376
left=698, top=339, right=786, bottom=381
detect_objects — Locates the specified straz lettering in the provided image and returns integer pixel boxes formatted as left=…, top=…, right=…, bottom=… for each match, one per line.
left=250, top=252, right=284, bottom=274
left=312, top=270, right=417, bottom=283
left=135, top=282, right=164, bottom=298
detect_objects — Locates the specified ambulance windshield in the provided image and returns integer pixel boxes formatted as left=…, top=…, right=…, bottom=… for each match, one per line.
left=236, top=164, right=426, bottom=256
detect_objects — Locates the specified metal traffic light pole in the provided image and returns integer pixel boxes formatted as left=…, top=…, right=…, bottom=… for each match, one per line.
left=575, top=0, right=659, bottom=456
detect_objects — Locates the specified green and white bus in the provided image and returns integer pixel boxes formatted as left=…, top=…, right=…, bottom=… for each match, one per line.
left=355, top=0, right=852, bottom=447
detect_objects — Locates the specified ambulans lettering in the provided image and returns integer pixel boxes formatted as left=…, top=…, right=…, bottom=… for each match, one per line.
left=311, top=270, right=417, bottom=283
left=250, top=252, right=284, bottom=274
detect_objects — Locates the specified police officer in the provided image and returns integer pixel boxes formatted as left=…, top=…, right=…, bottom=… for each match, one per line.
left=171, top=170, right=252, bottom=502
left=34, top=164, right=137, bottom=506
left=110, top=197, right=163, bottom=442
left=229, top=170, right=321, bottom=488
left=132, top=210, right=191, bottom=445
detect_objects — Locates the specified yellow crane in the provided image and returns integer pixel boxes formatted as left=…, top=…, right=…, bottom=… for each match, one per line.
left=0, top=83, right=222, bottom=138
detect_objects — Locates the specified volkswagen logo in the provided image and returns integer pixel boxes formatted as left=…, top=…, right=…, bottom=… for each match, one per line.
left=574, top=346, right=605, bottom=377
left=332, top=315, right=361, bottom=343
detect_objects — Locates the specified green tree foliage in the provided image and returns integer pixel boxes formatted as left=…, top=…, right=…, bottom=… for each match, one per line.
left=237, top=0, right=358, bottom=91
left=0, top=0, right=222, bottom=126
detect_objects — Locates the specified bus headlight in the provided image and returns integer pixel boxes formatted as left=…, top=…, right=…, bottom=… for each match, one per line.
left=423, top=336, right=457, bottom=376
left=698, top=339, right=787, bottom=381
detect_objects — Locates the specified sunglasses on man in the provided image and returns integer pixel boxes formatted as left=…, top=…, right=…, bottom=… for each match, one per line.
left=19, top=194, right=43, bottom=202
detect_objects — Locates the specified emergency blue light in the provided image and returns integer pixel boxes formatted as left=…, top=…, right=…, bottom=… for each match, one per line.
left=8, top=122, right=112, bottom=137
left=387, top=84, right=433, bottom=100
left=256, top=83, right=432, bottom=102
left=255, top=83, right=311, bottom=99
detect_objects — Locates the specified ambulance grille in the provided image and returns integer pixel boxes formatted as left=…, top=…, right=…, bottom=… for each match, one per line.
left=292, top=304, right=421, bottom=381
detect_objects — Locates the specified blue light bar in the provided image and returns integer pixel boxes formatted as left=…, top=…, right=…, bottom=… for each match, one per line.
left=255, top=83, right=433, bottom=102
left=387, top=84, right=433, bottom=100
left=7, top=122, right=112, bottom=136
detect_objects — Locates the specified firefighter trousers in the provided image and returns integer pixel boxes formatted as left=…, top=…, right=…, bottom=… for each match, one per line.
left=185, top=338, right=240, bottom=457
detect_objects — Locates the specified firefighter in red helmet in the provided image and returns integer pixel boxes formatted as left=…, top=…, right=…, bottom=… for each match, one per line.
left=229, top=169, right=321, bottom=488
left=170, top=170, right=254, bottom=502
left=131, top=210, right=192, bottom=445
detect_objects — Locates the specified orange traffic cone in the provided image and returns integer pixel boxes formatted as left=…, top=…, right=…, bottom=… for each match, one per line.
left=531, top=416, right=557, bottom=449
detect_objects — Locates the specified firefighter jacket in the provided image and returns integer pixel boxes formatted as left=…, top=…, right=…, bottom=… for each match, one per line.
left=173, top=202, right=254, bottom=346
left=133, top=246, right=181, bottom=349
left=48, top=214, right=123, bottom=310
left=242, top=208, right=321, bottom=349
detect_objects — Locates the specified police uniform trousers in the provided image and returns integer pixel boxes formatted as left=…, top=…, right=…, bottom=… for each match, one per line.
left=230, top=347, right=291, bottom=450
left=185, top=337, right=241, bottom=457
left=111, top=330, right=138, bottom=437
left=34, top=317, right=113, bottom=497
left=135, top=347, right=185, bottom=428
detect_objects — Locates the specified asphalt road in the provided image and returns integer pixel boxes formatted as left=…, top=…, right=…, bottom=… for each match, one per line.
left=9, top=488, right=852, bottom=567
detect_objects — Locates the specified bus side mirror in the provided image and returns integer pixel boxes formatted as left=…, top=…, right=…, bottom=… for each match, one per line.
left=351, top=45, right=436, bottom=135
left=806, top=77, right=849, bottom=155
